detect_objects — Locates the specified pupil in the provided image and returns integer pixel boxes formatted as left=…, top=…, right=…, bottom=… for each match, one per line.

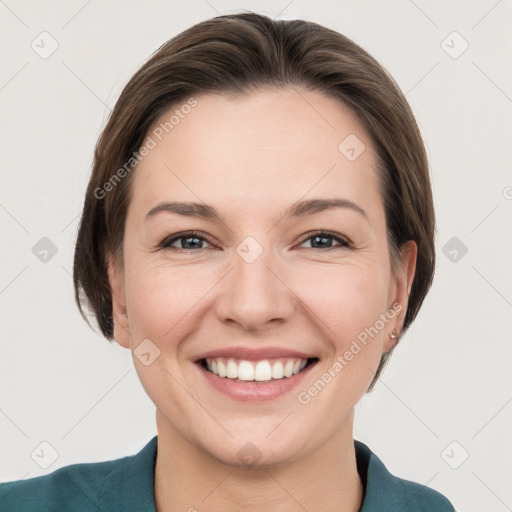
left=183, top=236, right=202, bottom=249
left=313, top=235, right=331, bottom=248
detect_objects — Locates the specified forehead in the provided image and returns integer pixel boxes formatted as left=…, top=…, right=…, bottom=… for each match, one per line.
left=130, top=88, right=382, bottom=219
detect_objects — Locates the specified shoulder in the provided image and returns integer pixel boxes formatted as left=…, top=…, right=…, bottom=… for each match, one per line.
left=355, top=440, right=455, bottom=512
left=0, top=437, right=158, bottom=512
left=379, top=470, right=455, bottom=511
left=0, top=458, right=120, bottom=512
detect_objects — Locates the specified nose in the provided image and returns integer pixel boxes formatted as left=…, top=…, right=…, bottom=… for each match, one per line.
left=214, top=241, right=297, bottom=332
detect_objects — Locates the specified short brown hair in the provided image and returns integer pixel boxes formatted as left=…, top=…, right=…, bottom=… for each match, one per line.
left=73, top=12, right=435, bottom=391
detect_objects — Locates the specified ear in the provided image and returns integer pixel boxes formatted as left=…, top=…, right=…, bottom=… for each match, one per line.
left=384, top=240, right=417, bottom=352
left=107, top=256, right=131, bottom=349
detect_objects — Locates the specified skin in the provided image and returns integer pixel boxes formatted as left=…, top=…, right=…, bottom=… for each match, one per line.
left=108, top=87, right=417, bottom=512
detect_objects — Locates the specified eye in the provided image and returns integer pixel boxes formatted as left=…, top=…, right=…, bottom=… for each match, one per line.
left=158, top=230, right=352, bottom=252
left=159, top=231, right=214, bottom=251
left=298, top=231, right=352, bottom=250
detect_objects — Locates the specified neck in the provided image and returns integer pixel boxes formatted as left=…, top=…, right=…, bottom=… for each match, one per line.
left=154, top=410, right=364, bottom=512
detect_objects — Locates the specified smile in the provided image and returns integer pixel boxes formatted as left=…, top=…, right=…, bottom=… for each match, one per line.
left=202, top=357, right=315, bottom=382
left=196, top=355, right=319, bottom=401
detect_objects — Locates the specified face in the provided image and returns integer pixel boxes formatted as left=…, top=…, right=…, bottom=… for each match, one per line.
left=109, top=87, right=416, bottom=468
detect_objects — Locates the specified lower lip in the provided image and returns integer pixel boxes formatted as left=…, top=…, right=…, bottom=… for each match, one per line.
left=197, top=360, right=317, bottom=401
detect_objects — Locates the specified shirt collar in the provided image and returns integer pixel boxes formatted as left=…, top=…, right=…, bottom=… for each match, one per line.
left=98, top=436, right=158, bottom=511
left=101, top=436, right=422, bottom=511
left=356, top=439, right=404, bottom=511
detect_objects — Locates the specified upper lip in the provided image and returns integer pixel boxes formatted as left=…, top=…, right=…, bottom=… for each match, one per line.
left=194, top=346, right=316, bottom=362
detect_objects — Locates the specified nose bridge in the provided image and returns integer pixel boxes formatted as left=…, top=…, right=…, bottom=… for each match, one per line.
left=216, top=235, right=295, bottom=330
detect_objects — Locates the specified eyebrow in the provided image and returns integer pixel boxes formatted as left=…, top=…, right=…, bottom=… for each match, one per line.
left=145, top=198, right=368, bottom=222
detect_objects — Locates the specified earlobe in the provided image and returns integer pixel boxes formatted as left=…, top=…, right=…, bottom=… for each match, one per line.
left=383, top=316, right=401, bottom=353
left=107, top=257, right=131, bottom=349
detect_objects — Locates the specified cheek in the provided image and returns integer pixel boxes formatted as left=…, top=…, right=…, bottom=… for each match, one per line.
left=303, top=263, right=390, bottom=340
left=125, top=264, right=204, bottom=339
left=291, top=264, right=391, bottom=422
left=301, top=263, right=391, bottom=399
left=121, top=259, right=214, bottom=410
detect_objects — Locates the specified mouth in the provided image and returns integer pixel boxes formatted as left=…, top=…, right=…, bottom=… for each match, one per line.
left=194, top=352, right=319, bottom=401
left=192, top=347, right=320, bottom=401
left=198, top=356, right=319, bottom=383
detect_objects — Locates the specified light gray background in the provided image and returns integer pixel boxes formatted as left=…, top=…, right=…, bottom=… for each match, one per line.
left=1, top=1, right=511, bottom=511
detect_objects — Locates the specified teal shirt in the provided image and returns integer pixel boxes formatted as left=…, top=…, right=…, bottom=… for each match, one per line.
left=0, top=437, right=454, bottom=511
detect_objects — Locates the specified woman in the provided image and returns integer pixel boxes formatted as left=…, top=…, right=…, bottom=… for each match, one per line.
left=0, top=12, right=454, bottom=511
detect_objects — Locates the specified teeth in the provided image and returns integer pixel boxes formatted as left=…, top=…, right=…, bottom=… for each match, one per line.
left=283, top=360, right=294, bottom=377
left=204, top=357, right=309, bottom=382
left=271, top=361, right=284, bottom=379
left=255, top=361, right=272, bottom=381
left=238, top=360, right=254, bottom=381
left=226, top=359, right=238, bottom=379
left=217, top=360, right=227, bottom=377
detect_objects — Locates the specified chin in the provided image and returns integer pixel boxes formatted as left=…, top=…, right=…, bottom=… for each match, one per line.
left=206, top=425, right=310, bottom=470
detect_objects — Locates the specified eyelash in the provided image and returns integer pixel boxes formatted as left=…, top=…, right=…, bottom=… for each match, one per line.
left=159, top=230, right=353, bottom=252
